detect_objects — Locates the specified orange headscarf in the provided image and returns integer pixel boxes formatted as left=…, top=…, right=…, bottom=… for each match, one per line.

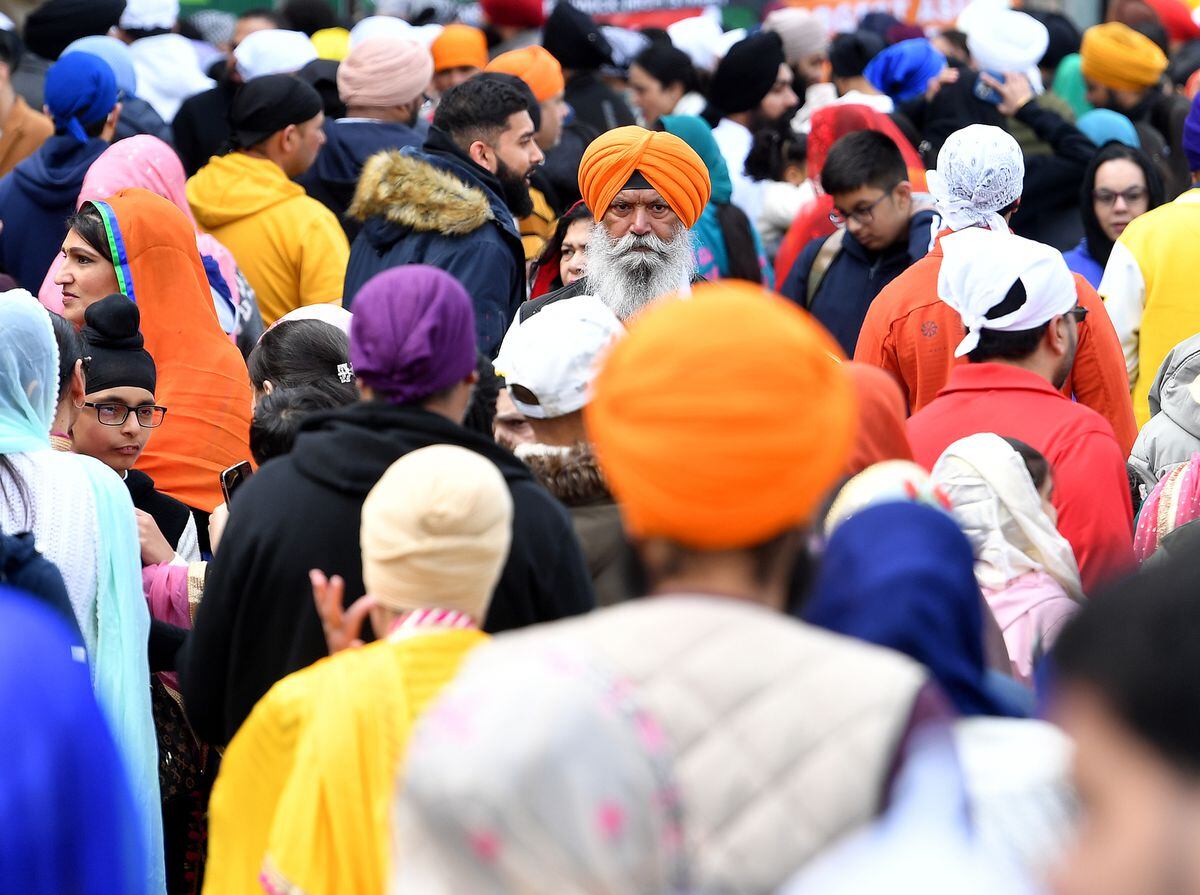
left=431, top=24, right=488, bottom=73
left=578, top=126, right=712, bottom=230
left=486, top=45, right=564, bottom=103
left=89, top=188, right=253, bottom=511
left=586, top=281, right=857, bottom=549
left=846, top=363, right=913, bottom=475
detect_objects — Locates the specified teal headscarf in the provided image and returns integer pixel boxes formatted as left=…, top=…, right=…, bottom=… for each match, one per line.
left=661, top=114, right=733, bottom=205
left=0, top=292, right=165, bottom=895
left=1052, top=54, right=1093, bottom=120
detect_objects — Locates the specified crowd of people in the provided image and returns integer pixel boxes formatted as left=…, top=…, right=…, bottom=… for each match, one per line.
left=5, top=0, right=1200, bottom=891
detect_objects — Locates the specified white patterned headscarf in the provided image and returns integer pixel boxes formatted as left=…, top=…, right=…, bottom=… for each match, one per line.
left=927, top=125, right=1025, bottom=233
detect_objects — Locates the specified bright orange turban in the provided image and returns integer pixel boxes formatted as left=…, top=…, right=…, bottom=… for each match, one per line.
left=585, top=281, right=857, bottom=550
left=578, top=126, right=712, bottom=230
left=431, top=24, right=488, bottom=73
left=486, top=45, right=564, bottom=103
left=1081, top=22, right=1168, bottom=91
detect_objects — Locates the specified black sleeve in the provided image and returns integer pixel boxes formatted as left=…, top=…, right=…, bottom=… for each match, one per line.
left=149, top=619, right=188, bottom=673
left=1010, top=100, right=1095, bottom=235
left=171, top=101, right=204, bottom=178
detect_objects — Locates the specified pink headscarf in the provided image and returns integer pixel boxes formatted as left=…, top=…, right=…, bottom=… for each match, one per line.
left=1134, top=452, right=1200, bottom=562
left=38, top=135, right=241, bottom=328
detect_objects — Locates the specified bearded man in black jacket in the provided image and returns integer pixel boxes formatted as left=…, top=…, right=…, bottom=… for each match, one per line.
left=179, top=264, right=595, bottom=747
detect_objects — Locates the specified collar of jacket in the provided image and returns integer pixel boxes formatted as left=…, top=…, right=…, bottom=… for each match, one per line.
left=942, top=362, right=1068, bottom=398
left=515, top=442, right=613, bottom=507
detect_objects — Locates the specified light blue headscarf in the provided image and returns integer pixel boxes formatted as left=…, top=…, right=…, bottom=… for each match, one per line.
left=0, top=292, right=165, bottom=895
left=1077, top=109, right=1140, bottom=149
left=62, top=35, right=138, bottom=99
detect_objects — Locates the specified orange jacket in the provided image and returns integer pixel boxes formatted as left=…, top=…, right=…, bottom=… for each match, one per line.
left=854, top=233, right=1138, bottom=457
left=91, top=188, right=253, bottom=511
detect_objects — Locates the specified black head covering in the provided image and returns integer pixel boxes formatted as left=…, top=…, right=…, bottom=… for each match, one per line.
left=474, top=71, right=541, bottom=130
left=1079, top=142, right=1165, bottom=270
left=227, top=74, right=323, bottom=150
left=858, top=12, right=901, bottom=43
left=296, top=58, right=345, bottom=119
left=543, top=2, right=612, bottom=72
left=81, top=294, right=156, bottom=394
left=23, top=0, right=125, bottom=61
left=828, top=30, right=885, bottom=79
left=702, top=31, right=785, bottom=126
left=1026, top=10, right=1080, bottom=72
left=1171, top=39, right=1200, bottom=87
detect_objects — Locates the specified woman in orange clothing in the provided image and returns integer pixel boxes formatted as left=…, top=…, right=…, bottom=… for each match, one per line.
left=55, top=187, right=252, bottom=511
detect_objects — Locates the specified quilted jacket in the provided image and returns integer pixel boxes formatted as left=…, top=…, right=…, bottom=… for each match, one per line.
left=481, top=595, right=934, bottom=894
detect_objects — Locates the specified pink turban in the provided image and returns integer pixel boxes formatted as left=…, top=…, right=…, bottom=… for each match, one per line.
left=337, top=36, right=433, bottom=109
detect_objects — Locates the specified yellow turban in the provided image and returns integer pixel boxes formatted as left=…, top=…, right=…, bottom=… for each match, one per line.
left=578, top=126, right=712, bottom=230
left=1081, top=22, right=1167, bottom=91
left=486, top=45, right=565, bottom=103
left=585, top=281, right=857, bottom=550
left=361, top=445, right=513, bottom=620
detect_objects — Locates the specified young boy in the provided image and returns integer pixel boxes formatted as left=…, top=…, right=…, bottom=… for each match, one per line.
left=781, top=130, right=937, bottom=355
left=72, top=294, right=200, bottom=564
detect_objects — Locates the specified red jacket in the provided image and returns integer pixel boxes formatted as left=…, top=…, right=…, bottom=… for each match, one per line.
left=908, top=363, right=1134, bottom=594
left=854, top=234, right=1138, bottom=457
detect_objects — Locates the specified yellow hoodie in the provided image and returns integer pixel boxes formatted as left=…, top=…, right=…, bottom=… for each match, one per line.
left=187, top=152, right=349, bottom=325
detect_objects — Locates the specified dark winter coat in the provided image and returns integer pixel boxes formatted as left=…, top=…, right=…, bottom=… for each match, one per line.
left=172, top=81, right=234, bottom=177
left=0, top=133, right=108, bottom=290
left=781, top=208, right=938, bottom=356
left=116, top=96, right=173, bottom=145
left=297, top=118, right=424, bottom=242
left=565, top=70, right=635, bottom=133
left=178, top=400, right=595, bottom=746
left=344, top=127, right=526, bottom=358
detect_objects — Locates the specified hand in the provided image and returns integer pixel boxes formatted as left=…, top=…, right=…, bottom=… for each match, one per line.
left=208, top=502, right=229, bottom=555
left=925, top=66, right=960, bottom=101
left=981, top=72, right=1034, bottom=117
left=311, top=570, right=376, bottom=655
left=135, top=509, right=175, bottom=565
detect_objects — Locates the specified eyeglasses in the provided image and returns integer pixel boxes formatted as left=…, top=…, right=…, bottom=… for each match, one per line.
left=829, top=182, right=900, bottom=227
left=1093, top=187, right=1147, bottom=207
left=1068, top=305, right=1088, bottom=324
left=83, top=401, right=168, bottom=428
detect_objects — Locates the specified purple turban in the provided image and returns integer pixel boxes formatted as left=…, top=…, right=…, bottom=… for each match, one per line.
left=349, top=265, right=477, bottom=405
left=1185, top=93, right=1200, bottom=173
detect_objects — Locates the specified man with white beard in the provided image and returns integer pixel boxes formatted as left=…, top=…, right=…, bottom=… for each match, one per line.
left=518, top=125, right=711, bottom=322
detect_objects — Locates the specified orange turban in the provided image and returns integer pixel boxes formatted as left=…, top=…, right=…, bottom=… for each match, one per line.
left=586, top=281, right=857, bottom=550
left=486, top=45, right=564, bottom=103
left=431, top=24, right=488, bottom=73
left=578, top=126, right=712, bottom=230
left=1081, top=22, right=1167, bottom=91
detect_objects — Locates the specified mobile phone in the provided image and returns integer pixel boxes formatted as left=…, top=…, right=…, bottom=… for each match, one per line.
left=220, top=461, right=253, bottom=504
left=972, top=72, right=1004, bottom=106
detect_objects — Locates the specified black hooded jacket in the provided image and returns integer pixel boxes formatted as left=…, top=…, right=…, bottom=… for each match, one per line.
left=178, top=401, right=595, bottom=746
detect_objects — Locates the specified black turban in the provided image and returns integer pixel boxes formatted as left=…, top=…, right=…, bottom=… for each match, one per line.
left=24, top=0, right=125, bottom=61
left=228, top=74, right=323, bottom=150
left=81, top=295, right=156, bottom=394
left=702, top=31, right=785, bottom=126
left=829, top=30, right=885, bottom=79
left=543, top=1, right=612, bottom=72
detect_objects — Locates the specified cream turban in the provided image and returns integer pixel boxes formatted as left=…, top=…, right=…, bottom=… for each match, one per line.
left=578, top=126, right=711, bottom=229
left=361, top=445, right=513, bottom=619
left=763, top=8, right=829, bottom=65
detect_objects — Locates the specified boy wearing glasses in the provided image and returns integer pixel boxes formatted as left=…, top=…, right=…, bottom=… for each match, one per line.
left=72, top=295, right=200, bottom=566
left=780, top=129, right=937, bottom=356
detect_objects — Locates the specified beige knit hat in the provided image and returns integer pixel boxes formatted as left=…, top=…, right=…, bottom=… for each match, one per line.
left=361, top=445, right=513, bottom=620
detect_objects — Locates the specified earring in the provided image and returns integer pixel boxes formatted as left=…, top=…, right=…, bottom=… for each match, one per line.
left=72, top=398, right=85, bottom=409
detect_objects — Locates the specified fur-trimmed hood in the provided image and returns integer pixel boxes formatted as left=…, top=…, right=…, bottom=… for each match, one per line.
left=349, top=148, right=495, bottom=236
left=516, top=443, right=612, bottom=508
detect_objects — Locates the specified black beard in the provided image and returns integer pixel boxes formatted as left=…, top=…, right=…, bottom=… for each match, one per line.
left=496, top=158, right=534, bottom=218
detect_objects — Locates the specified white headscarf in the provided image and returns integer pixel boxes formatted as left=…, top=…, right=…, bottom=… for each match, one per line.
left=937, top=228, right=1075, bottom=357
left=927, top=124, right=1025, bottom=233
left=932, top=433, right=1083, bottom=599
left=965, top=8, right=1049, bottom=94
left=234, top=29, right=318, bottom=80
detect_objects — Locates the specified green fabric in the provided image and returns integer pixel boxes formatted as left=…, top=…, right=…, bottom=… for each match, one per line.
left=660, top=113, right=733, bottom=204
left=1052, top=54, right=1093, bottom=120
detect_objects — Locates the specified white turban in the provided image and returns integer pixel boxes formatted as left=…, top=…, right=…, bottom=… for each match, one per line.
left=927, top=124, right=1025, bottom=233
left=361, top=445, right=513, bottom=620
left=234, top=29, right=318, bottom=80
left=965, top=7, right=1049, bottom=93
left=937, top=228, right=1075, bottom=358
left=666, top=12, right=726, bottom=72
left=763, top=8, right=829, bottom=65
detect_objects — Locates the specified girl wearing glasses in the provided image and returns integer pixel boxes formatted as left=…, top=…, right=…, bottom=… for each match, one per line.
left=73, top=295, right=200, bottom=567
left=1064, top=142, right=1164, bottom=288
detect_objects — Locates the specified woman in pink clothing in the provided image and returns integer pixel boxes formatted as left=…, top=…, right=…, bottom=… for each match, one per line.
left=38, top=134, right=264, bottom=354
left=932, top=433, right=1084, bottom=686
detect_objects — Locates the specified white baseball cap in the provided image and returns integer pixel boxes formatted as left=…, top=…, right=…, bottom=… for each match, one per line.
left=494, top=296, right=624, bottom=420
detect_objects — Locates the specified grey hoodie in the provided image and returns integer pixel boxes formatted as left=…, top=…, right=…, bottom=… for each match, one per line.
left=1129, top=333, right=1200, bottom=493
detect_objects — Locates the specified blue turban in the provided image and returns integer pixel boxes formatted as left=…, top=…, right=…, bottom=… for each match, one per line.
left=62, top=35, right=137, bottom=100
left=1077, top=109, right=1140, bottom=149
left=1185, top=93, right=1200, bottom=173
left=43, top=52, right=118, bottom=145
left=864, top=38, right=946, bottom=103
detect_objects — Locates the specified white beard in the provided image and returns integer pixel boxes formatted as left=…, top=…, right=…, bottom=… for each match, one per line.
left=584, top=222, right=695, bottom=320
